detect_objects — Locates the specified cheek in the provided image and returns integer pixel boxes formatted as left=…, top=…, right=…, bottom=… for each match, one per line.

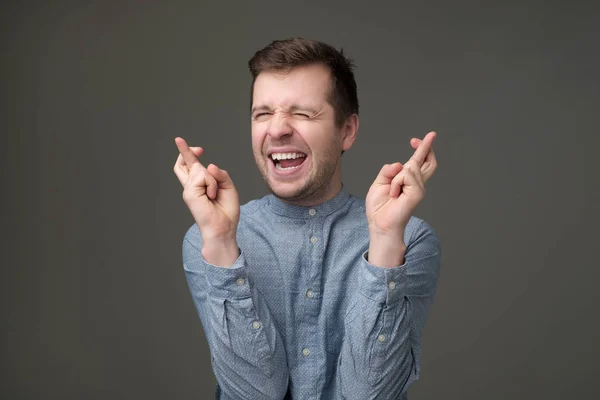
left=292, top=122, right=323, bottom=147
left=250, top=128, right=264, bottom=152
left=302, top=127, right=339, bottom=154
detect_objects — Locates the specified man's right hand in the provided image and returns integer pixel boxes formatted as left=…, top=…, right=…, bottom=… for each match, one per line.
left=173, top=137, right=240, bottom=266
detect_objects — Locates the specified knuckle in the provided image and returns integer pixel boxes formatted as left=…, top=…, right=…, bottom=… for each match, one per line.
left=192, top=168, right=205, bottom=180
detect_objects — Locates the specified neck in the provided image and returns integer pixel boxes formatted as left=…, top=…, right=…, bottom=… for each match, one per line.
left=282, top=181, right=343, bottom=207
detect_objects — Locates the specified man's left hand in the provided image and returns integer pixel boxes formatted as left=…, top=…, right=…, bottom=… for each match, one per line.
left=365, top=131, right=438, bottom=266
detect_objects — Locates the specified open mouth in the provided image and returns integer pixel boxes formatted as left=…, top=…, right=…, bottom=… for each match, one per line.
left=270, top=152, right=307, bottom=171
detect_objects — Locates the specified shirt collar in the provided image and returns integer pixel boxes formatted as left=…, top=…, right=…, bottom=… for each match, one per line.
left=267, top=186, right=350, bottom=219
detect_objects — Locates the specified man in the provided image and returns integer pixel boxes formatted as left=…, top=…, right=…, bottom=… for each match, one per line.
left=173, top=38, right=441, bottom=400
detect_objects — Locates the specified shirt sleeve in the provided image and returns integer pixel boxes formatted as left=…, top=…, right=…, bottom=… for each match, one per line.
left=182, top=227, right=289, bottom=400
left=338, top=219, right=441, bottom=399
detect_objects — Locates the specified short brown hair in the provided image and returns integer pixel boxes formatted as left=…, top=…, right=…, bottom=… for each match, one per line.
left=248, top=37, right=359, bottom=127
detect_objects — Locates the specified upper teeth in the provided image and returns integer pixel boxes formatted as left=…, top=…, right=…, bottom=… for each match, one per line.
left=270, top=152, right=306, bottom=161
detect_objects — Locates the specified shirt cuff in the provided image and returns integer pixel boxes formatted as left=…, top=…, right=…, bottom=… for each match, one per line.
left=202, top=250, right=252, bottom=300
left=358, top=251, right=408, bottom=306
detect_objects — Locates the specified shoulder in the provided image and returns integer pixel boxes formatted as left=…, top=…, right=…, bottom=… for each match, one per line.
left=240, top=195, right=269, bottom=218
left=405, top=216, right=441, bottom=255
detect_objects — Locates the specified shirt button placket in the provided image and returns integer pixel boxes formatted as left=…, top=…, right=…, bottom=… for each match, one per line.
left=305, top=208, right=318, bottom=389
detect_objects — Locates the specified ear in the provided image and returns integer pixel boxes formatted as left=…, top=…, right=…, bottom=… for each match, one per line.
left=341, top=114, right=359, bottom=152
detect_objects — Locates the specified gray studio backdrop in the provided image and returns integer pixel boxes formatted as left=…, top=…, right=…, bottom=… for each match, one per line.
left=3, top=1, right=599, bottom=399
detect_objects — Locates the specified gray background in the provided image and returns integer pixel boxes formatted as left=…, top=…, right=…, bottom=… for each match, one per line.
left=2, top=0, right=599, bottom=398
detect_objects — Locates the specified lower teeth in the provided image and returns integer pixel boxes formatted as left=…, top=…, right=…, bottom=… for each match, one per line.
left=276, top=163, right=301, bottom=171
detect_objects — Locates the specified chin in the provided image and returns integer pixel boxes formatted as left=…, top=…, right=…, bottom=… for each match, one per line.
left=269, top=183, right=307, bottom=201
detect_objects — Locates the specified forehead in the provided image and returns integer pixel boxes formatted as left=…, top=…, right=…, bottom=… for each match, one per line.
left=252, top=64, right=332, bottom=108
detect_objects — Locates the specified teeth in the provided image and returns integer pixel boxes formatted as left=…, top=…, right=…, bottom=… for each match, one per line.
left=270, top=152, right=306, bottom=161
left=276, top=163, right=302, bottom=170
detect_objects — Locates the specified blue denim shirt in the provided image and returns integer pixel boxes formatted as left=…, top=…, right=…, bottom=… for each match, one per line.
left=182, top=188, right=441, bottom=399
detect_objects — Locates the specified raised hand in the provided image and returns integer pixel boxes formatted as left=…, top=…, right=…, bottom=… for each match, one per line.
left=365, top=131, right=438, bottom=267
left=173, top=137, right=240, bottom=266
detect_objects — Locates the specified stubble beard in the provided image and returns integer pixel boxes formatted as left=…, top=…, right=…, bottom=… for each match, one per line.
left=257, top=155, right=340, bottom=203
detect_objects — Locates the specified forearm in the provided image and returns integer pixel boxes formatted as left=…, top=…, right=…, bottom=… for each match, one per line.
left=337, top=257, right=416, bottom=399
left=203, top=289, right=289, bottom=400
left=183, top=234, right=289, bottom=400
left=339, top=221, right=441, bottom=399
left=367, top=232, right=406, bottom=268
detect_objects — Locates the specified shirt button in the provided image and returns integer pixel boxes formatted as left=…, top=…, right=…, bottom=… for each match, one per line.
left=310, top=236, right=317, bottom=244
left=252, top=321, right=261, bottom=329
left=309, top=209, right=316, bottom=216
left=388, top=281, right=396, bottom=290
left=378, top=334, right=386, bottom=342
left=302, top=348, right=311, bottom=356
left=306, top=289, right=314, bottom=298
left=236, top=278, right=245, bottom=286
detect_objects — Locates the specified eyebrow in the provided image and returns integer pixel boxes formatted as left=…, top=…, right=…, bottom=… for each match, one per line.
left=251, top=105, right=271, bottom=114
left=251, top=104, right=319, bottom=115
left=289, top=105, right=318, bottom=114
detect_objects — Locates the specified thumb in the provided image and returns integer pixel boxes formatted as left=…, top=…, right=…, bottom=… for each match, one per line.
left=207, top=164, right=235, bottom=189
left=372, top=162, right=403, bottom=186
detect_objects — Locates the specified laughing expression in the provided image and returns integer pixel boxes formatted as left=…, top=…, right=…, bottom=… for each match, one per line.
left=251, top=64, right=356, bottom=205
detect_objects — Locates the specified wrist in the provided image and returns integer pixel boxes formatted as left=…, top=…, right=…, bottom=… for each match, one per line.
left=368, top=232, right=406, bottom=268
left=201, top=235, right=239, bottom=267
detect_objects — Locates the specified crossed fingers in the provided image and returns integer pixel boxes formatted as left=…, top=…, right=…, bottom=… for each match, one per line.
left=406, top=131, right=438, bottom=183
left=173, top=137, right=219, bottom=199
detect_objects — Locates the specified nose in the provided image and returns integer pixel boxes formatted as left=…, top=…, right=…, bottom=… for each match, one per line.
left=267, top=112, right=293, bottom=140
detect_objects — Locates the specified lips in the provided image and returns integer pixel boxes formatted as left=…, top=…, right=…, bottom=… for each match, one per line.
left=270, top=151, right=307, bottom=170
left=267, top=150, right=308, bottom=176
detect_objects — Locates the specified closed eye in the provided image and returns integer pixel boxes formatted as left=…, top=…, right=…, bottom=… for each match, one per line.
left=294, top=113, right=310, bottom=118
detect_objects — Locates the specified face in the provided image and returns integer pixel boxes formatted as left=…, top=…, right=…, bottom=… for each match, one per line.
left=251, top=64, right=357, bottom=206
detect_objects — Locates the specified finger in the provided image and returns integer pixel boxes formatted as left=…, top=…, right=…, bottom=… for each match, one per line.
left=203, top=166, right=219, bottom=200
left=174, top=145, right=206, bottom=186
left=190, top=146, right=204, bottom=157
left=389, top=171, right=405, bottom=198
left=421, top=147, right=438, bottom=183
left=175, top=137, right=204, bottom=169
left=207, top=164, right=235, bottom=190
left=410, top=131, right=436, bottom=166
left=173, top=155, right=190, bottom=186
left=390, top=167, right=425, bottom=199
left=402, top=160, right=425, bottom=189
left=175, top=147, right=204, bottom=171
left=409, top=137, right=437, bottom=183
left=410, top=138, right=422, bottom=149
left=189, top=163, right=219, bottom=200
left=372, top=162, right=403, bottom=186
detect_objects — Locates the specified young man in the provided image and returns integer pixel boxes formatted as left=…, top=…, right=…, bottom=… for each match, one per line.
left=173, top=38, right=441, bottom=400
